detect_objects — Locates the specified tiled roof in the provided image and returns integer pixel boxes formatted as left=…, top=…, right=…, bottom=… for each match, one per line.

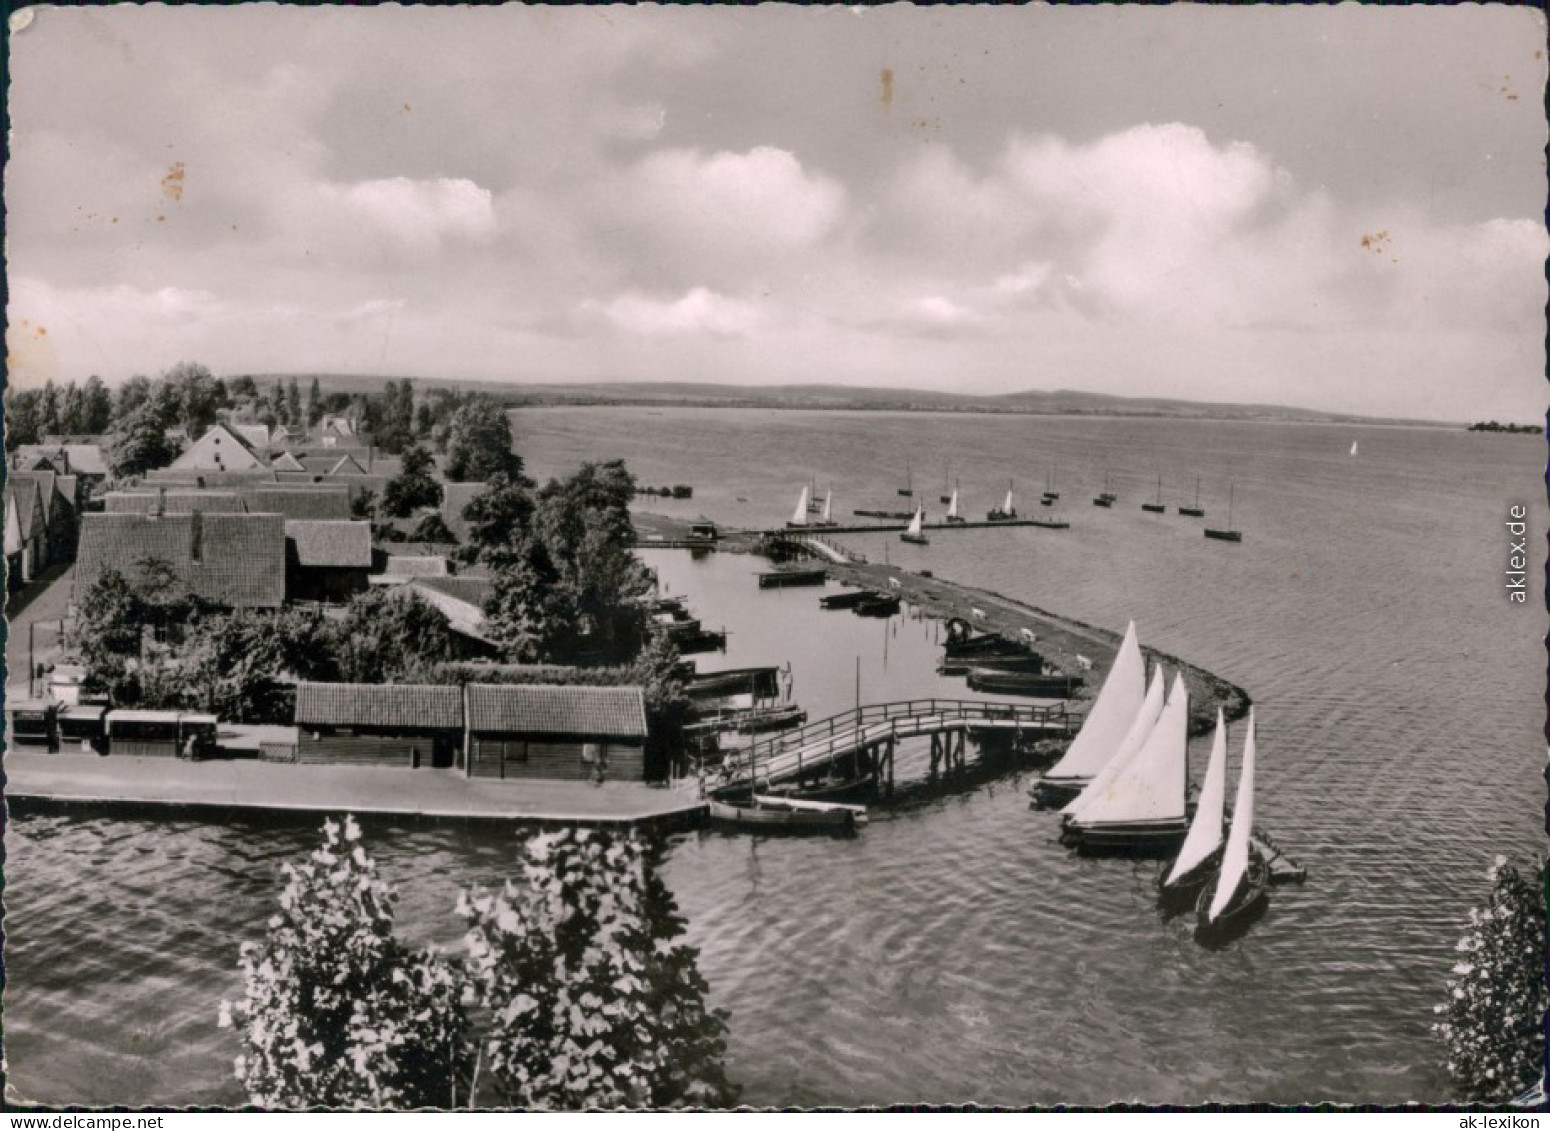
left=286, top=520, right=373, bottom=568
left=6, top=479, right=41, bottom=541
left=231, top=424, right=271, bottom=450
left=268, top=451, right=306, bottom=472
left=466, top=684, right=648, bottom=739
left=8, top=470, right=56, bottom=523
left=410, top=575, right=493, bottom=606
left=379, top=554, right=450, bottom=577
left=294, top=682, right=463, bottom=729
left=405, top=578, right=491, bottom=643
left=145, top=468, right=279, bottom=488
left=75, top=512, right=286, bottom=608
left=106, top=490, right=246, bottom=515
left=15, top=444, right=109, bottom=477
left=244, top=486, right=352, bottom=521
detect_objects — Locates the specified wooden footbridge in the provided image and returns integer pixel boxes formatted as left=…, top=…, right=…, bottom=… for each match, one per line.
left=712, top=697, right=1078, bottom=795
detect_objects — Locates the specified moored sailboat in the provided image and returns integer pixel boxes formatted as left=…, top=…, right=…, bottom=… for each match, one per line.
left=900, top=505, right=929, bottom=545
left=898, top=457, right=914, bottom=497
left=987, top=481, right=1018, bottom=522
left=1196, top=708, right=1269, bottom=938
left=1177, top=476, right=1205, bottom=517
left=1029, top=622, right=1147, bottom=806
left=1141, top=474, right=1166, bottom=513
left=1158, top=708, right=1229, bottom=905
left=812, top=488, right=838, bottom=528
left=1203, top=483, right=1243, bottom=542
left=785, top=486, right=810, bottom=528
left=945, top=484, right=965, bottom=524
left=1062, top=670, right=1190, bottom=855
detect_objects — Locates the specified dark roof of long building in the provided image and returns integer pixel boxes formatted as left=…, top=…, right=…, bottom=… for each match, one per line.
left=466, top=683, right=648, bottom=739
left=106, top=490, right=246, bottom=515
left=74, top=512, right=286, bottom=608
left=286, top=520, right=373, bottom=568
left=14, top=444, right=109, bottom=477
left=246, top=486, right=352, bottom=521
left=294, top=682, right=464, bottom=729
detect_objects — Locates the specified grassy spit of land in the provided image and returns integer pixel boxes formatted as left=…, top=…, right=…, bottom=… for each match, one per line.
left=635, top=512, right=1250, bottom=737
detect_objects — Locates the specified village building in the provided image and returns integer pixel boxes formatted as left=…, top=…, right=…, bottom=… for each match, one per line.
left=242, top=484, right=353, bottom=521
left=229, top=423, right=273, bottom=452
left=403, top=576, right=498, bottom=658
left=167, top=423, right=266, bottom=473
left=268, top=451, right=307, bottom=472
left=285, top=519, right=373, bottom=602
left=465, top=683, right=648, bottom=783
left=14, top=442, right=110, bottom=484
left=293, top=682, right=464, bottom=769
left=5, top=477, right=48, bottom=591
left=9, top=468, right=81, bottom=568
left=74, top=511, right=287, bottom=609
left=105, top=489, right=245, bottom=515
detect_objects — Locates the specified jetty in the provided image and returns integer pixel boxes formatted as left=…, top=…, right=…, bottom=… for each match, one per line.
left=5, top=749, right=707, bottom=829
left=713, top=698, right=1076, bottom=796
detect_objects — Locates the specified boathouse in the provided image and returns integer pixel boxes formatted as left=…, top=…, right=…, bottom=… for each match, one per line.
left=465, top=684, right=649, bottom=783
left=104, top=710, right=216, bottom=758
left=294, top=682, right=464, bottom=769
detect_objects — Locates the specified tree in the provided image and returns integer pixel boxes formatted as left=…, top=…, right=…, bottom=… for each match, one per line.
left=168, top=361, right=221, bottom=438
left=71, top=569, right=144, bottom=696
left=460, top=828, right=737, bottom=1109
left=380, top=444, right=444, bottom=519
left=4, top=388, right=42, bottom=450
left=330, top=587, right=458, bottom=683
left=481, top=535, right=570, bottom=664
left=113, top=375, right=153, bottom=423
left=109, top=405, right=180, bottom=478
left=270, top=382, right=288, bottom=427
left=409, top=512, right=457, bottom=545
left=38, top=379, right=60, bottom=438
left=220, top=817, right=470, bottom=1109
left=444, top=395, right=522, bottom=483
left=182, top=611, right=296, bottom=724
left=286, top=378, right=302, bottom=427
left=1435, top=857, right=1547, bottom=1102
left=460, top=473, right=535, bottom=563
left=82, top=375, right=114, bottom=434
left=229, top=375, right=259, bottom=401
left=59, top=381, right=85, bottom=435
left=350, top=488, right=378, bottom=521
left=306, top=377, right=322, bottom=426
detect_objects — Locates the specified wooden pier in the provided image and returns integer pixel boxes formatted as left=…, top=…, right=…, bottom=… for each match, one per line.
left=713, top=698, right=1077, bottom=796
left=777, top=517, right=1068, bottom=535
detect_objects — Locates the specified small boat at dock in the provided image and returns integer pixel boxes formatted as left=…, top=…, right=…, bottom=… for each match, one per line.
left=940, top=461, right=953, bottom=504
left=898, top=458, right=914, bottom=498
left=1196, top=709, right=1270, bottom=939
left=853, top=594, right=901, bottom=618
left=753, top=793, right=869, bottom=825
left=758, top=567, right=828, bottom=589
left=1203, top=484, right=1243, bottom=542
left=820, top=588, right=880, bottom=610
left=965, top=668, right=1082, bottom=697
left=853, top=508, right=915, bottom=520
left=900, top=507, right=929, bottom=545
left=945, top=486, right=965, bottom=524
left=707, top=796, right=857, bottom=834
left=943, top=625, right=1024, bottom=658
left=987, top=481, right=1018, bottom=522
left=939, top=651, right=1043, bottom=676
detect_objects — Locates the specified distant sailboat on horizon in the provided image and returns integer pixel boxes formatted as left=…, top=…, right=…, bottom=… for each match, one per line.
left=1203, top=483, right=1243, bottom=543
left=1178, top=476, right=1205, bottom=517
left=1350, top=440, right=1359, bottom=457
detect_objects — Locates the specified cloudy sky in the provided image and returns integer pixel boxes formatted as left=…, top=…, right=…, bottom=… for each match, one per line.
left=6, top=5, right=1546, bottom=420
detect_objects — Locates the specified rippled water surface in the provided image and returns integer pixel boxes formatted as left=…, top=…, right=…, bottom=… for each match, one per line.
left=6, top=408, right=1544, bottom=1105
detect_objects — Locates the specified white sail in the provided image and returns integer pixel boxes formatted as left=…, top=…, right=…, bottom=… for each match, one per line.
left=790, top=486, right=809, bottom=526
left=905, top=507, right=924, bottom=537
left=1043, top=622, right=1146, bottom=784
left=1207, top=708, right=1257, bottom=922
left=1350, top=441, right=1359, bottom=457
left=947, top=489, right=959, bottom=519
left=1068, top=671, right=1189, bottom=829
left=1063, top=664, right=1167, bottom=816
left=1164, top=708, right=1228, bottom=887
left=1002, top=487, right=1014, bottom=513
left=822, top=489, right=833, bottom=522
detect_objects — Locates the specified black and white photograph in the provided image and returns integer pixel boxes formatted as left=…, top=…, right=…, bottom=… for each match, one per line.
left=3, top=2, right=1546, bottom=1111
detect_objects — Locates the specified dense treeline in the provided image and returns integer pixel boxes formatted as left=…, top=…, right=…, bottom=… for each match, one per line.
left=1467, top=421, right=1542, bottom=434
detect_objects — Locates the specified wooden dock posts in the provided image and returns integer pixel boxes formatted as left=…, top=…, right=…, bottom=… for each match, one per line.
left=927, top=730, right=967, bottom=777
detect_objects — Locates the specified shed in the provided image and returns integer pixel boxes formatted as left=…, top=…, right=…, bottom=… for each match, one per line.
left=106, top=710, right=186, bottom=757
left=465, top=684, right=649, bottom=783
left=285, top=520, right=373, bottom=602
left=9, top=699, right=58, bottom=748
left=294, top=682, right=464, bottom=769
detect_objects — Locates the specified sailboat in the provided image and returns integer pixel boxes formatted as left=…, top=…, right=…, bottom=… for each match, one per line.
left=897, top=457, right=914, bottom=498
left=1203, top=484, right=1243, bottom=542
left=940, top=461, right=953, bottom=504
left=1158, top=709, right=1229, bottom=904
left=900, top=505, right=929, bottom=545
left=785, top=486, right=809, bottom=529
left=807, top=479, right=823, bottom=513
left=1063, top=670, right=1190, bottom=855
left=1350, top=440, right=1359, bottom=458
left=1142, top=474, right=1166, bottom=514
left=1030, top=622, right=1147, bottom=807
left=1043, top=468, right=1060, bottom=501
left=1196, top=708, right=1269, bottom=937
left=945, top=483, right=965, bottom=524
left=812, top=487, right=837, bottom=528
left=1177, top=476, right=1205, bottom=517
left=987, top=481, right=1017, bottom=522
left=1093, top=470, right=1116, bottom=508
left=1060, top=665, right=1166, bottom=821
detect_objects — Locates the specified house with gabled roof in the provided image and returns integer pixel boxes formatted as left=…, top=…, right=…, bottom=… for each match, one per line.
left=9, top=467, right=80, bottom=567
left=230, top=423, right=272, bottom=452
left=285, top=519, right=372, bottom=602
left=293, top=682, right=463, bottom=769
left=168, top=423, right=266, bottom=473
left=74, top=511, right=286, bottom=609
left=14, top=443, right=110, bottom=482
left=242, top=484, right=352, bottom=521
left=105, top=489, right=246, bottom=515
left=465, top=684, right=649, bottom=782
left=5, top=478, right=47, bottom=589
left=268, top=451, right=306, bottom=473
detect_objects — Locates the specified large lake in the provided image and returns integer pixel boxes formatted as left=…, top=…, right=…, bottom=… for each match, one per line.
left=5, top=407, right=1544, bottom=1105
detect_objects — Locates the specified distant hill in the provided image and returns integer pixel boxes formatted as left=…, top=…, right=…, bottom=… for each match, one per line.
left=240, top=374, right=1443, bottom=427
